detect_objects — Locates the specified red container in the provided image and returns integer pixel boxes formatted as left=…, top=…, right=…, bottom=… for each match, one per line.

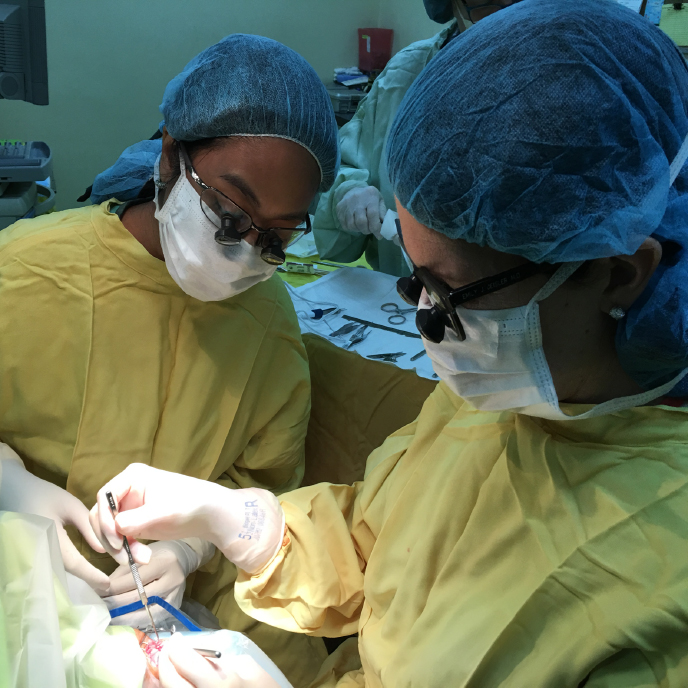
left=358, top=28, right=394, bottom=72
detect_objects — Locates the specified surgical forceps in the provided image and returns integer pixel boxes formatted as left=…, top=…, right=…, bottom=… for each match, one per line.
left=381, top=302, right=416, bottom=325
left=105, top=491, right=159, bottom=640
left=367, top=352, right=406, bottom=363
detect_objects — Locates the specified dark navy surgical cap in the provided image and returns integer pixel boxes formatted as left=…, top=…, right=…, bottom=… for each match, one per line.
left=423, top=0, right=455, bottom=23
left=387, top=0, right=688, bottom=394
left=92, top=34, right=339, bottom=203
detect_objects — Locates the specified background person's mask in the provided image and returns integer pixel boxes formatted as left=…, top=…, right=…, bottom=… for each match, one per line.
left=423, top=263, right=687, bottom=420
left=155, top=154, right=276, bottom=302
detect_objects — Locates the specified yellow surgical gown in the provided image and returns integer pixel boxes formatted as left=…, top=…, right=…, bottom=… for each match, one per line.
left=0, top=202, right=326, bottom=687
left=237, top=383, right=688, bottom=687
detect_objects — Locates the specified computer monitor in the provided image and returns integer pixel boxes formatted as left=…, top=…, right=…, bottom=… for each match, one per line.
left=0, top=0, right=48, bottom=105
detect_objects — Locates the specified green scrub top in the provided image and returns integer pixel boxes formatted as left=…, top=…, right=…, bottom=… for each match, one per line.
left=313, top=25, right=457, bottom=278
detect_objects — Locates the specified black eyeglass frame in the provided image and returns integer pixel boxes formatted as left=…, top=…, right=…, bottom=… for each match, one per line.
left=178, top=142, right=312, bottom=249
left=394, top=219, right=555, bottom=342
left=405, top=262, right=549, bottom=342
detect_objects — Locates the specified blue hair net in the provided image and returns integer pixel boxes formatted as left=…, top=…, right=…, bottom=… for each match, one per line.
left=387, top=0, right=688, bottom=395
left=91, top=34, right=339, bottom=203
left=423, top=0, right=454, bottom=23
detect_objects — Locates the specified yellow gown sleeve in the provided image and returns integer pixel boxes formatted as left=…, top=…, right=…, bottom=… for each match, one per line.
left=213, top=284, right=311, bottom=496
left=236, top=482, right=367, bottom=638
left=235, top=430, right=416, bottom=639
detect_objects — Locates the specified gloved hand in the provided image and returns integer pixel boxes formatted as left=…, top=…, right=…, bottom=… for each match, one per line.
left=91, top=464, right=285, bottom=575
left=104, top=538, right=215, bottom=626
left=158, top=634, right=285, bottom=688
left=0, top=450, right=110, bottom=593
left=335, top=186, right=387, bottom=237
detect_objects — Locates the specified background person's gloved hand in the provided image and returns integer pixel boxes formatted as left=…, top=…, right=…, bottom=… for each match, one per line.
left=159, top=633, right=285, bottom=688
left=0, top=447, right=110, bottom=593
left=91, top=464, right=285, bottom=575
left=335, top=185, right=387, bottom=237
left=105, top=538, right=215, bottom=626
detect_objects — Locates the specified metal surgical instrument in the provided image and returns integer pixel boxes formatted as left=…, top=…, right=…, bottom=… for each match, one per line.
left=345, top=324, right=370, bottom=349
left=367, top=352, right=406, bottom=363
left=105, top=491, right=159, bottom=640
left=341, top=315, right=422, bottom=340
left=330, top=322, right=360, bottom=338
left=194, top=648, right=223, bottom=659
left=381, top=302, right=416, bottom=325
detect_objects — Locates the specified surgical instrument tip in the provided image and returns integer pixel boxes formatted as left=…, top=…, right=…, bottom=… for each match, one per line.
left=194, top=648, right=223, bottom=659
left=105, top=491, right=159, bottom=640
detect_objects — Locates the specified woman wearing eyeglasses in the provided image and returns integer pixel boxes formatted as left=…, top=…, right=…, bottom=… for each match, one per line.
left=0, top=34, right=337, bottom=688
left=92, top=3, right=688, bottom=687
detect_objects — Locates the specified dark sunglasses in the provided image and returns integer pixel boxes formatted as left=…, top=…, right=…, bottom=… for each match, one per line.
left=394, top=220, right=552, bottom=343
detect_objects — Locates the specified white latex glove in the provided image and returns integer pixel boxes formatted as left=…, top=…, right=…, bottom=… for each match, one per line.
left=335, top=186, right=387, bottom=237
left=159, top=634, right=284, bottom=688
left=104, top=538, right=215, bottom=626
left=91, top=464, right=285, bottom=575
left=0, top=452, right=109, bottom=593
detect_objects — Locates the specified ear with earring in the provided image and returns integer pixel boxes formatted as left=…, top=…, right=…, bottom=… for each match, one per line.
left=609, top=307, right=626, bottom=320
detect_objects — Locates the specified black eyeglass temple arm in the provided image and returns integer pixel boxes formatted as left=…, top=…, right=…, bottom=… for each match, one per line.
left=448, top=262, right=552, bottom=307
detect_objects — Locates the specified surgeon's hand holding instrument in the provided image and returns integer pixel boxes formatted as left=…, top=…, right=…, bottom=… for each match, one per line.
left=0, top=444, right=110, bottom=592
left=92, top=464, right=285, bottom=575
left=335, top=185, right=387, bottom=237
left=158, top=633, right=285, bottom=688
left=105, top=537, right=215, bottom=629
left=106, top=491, right=160, bottom=640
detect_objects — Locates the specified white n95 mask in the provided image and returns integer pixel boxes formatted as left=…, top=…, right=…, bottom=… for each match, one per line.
left=423, top=262, right=687, bottom=420
left=154, top=154, right=276, bottom=302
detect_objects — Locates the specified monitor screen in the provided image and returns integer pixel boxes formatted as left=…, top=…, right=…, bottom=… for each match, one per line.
left=0, top=0, right=48, bottom=105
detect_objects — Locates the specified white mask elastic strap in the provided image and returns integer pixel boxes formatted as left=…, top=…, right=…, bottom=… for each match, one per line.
left=531, top=261, right=585, bottom=304
left=670, top=131, right=688, bottom=186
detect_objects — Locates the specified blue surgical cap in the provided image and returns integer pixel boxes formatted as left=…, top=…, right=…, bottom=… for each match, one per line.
left=387, top=0, right=688, bottom=395
left=423, top=0, right=454, bottom=23
left=91, top=34, right=339, bottom=203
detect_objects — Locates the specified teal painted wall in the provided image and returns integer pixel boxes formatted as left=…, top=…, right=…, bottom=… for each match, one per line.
left=1, top=1, right=448, bottom=210
left=378, top=0, right=450, bottom=55
left=2, top=0, right=381, bottom=210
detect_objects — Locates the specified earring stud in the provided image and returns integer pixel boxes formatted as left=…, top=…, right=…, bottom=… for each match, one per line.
left=609, top=307, right=626, bottom=320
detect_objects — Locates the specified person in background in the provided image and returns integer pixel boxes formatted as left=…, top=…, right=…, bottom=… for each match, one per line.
left=93, top=2, right=688, bottom=686
left=0, top=34, right=338, bottom=688
left=313, top=0, right=521, bottom=277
